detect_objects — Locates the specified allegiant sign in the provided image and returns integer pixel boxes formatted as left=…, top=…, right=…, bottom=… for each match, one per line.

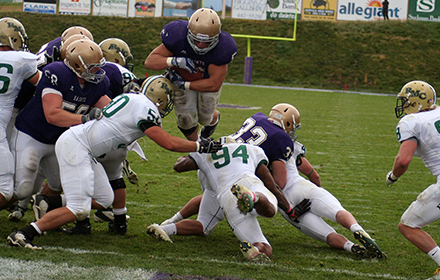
left=337, top=0, right=408, bottom=21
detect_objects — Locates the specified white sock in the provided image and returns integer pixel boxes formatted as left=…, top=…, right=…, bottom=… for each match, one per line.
left=113, top=207, right=127, bottom=215
left=170, top=212, right=184, bottom=223
left=343, top=240, right=355, bottom=253
left=162, top=224, right=177, bottom=236
left=350, top=224, right=363, bottom=233
left=428, top=246, right=440, bottom=266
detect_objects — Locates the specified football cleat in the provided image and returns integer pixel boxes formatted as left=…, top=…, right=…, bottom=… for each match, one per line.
left=122, top=159, right=139, bottom=184
left=32, top=194, right=49, bottom=221
left=7, top=231, right=41, bottom=250
left=93, top=208, right=131, bottom=223
left=426, top=268, right=440, bottom=280
left=231, top=184, right=254, bottom=214
left=351, top=244, right=368, bottom=258
left=146, top=223, right=173, bottom=243
left=240, top=241, right=271, bottom=264
left=108, top=220, right=127, bottom=235
left=62, top=219, right=92, bottom=235
left=8, top=206, right=27, bottom=222
left=353, top=230, right=387, bottom=259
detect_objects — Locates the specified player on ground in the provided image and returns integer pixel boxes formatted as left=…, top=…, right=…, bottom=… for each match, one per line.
left=0, top=17, right=40, bottom=212
left=147, top=137, right=310, bottom=263
left=7, top=75, right=222, bottom=249
left=144, top=8, right=237, bottom=141
left=386, top=80, right=440, bottom=279
left=160, top=103, right=297, bottom=225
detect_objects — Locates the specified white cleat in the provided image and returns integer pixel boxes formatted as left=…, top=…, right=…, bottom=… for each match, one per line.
left=147, top=223, right=173, bottom=243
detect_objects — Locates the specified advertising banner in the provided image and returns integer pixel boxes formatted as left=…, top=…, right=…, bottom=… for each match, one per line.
left=132, top=0, right=156, bottom=16
left=23, top=0, right=57, bottom=14
left=266, top=0, right=301, bottom=20
left=92, top=0, right=128, bottom=17
left=59, top=0, right=91, bottom=14
left=163, top=0, right=198, bottom=17
left=301, top=0, right=338, bottom=21
left=337, top=0, right=408, bottom=21
left=408, top=0, right=440, bottom=21
left=231, top=0, right=267, bottom=20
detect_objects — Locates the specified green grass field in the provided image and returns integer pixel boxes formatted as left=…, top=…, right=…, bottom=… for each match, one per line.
left=0, top=84, right=436, bottom=280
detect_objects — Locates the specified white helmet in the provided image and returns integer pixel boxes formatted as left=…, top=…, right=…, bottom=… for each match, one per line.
left=187, top=8, right=221, bottom=55
left=268, top=103, right=301, bottom=140
left=141, top=75, right=174, bottom=118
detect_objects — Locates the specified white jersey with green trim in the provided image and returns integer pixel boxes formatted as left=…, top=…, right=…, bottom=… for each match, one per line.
left=396, top=107, right=440, bottom=177
left=189, top=143, right=268, bottom=195
left=69, top=93, right=161, bottom=158
left=0, top=51, right=37, bottom=125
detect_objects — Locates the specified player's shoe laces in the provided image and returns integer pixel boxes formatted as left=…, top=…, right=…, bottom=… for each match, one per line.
left=231, top=184, right=254, bottom=214
left=240, top=241, right=271, bottom=264
left=351, top=244, right=368, bottom=258
left=7, top=231, right=41, bottom=250
left=8, top=206, right=27, bottom=222
left=62, top=219, right=92, bottom=235
left=353, top=230, right=387, bottom=259
left=426, top=268, right=440, bottom=280
left=94, top=208, right=131, bottom=223
left=122, top=159, right=138, bottom=184
left=146, top=223, right=173, bottom=243
left=32, top=194, right=49, bottom=221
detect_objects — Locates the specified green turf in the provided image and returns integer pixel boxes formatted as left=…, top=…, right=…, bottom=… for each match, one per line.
left=1, top=85, right=436, bottom=280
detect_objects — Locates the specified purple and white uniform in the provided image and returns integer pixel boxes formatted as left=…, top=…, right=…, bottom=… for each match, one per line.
left=161, top=20, right=238, bottom=130
left=11, top=61, right=109, bottom=200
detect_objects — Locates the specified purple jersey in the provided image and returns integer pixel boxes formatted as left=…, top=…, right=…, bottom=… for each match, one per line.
left=36, top=37, right=62, bottom=68
left=102, top=63, right=123, bottom=99
left=230, top=112, right=294, bottom=163
left=15, top=62, right=110, bottom=144
left=161, top=20, right=237, bottom=79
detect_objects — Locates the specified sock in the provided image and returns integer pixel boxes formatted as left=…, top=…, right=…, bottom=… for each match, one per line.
left=162, top=224, right=177, bottom=236
left=20, top=223, right=41, bottom=240
left=45, top=195, right=62, bottom=211
left=168, top=212, right=184, bottom=224
left=428, top=246, right=440, bottom=266
left=343, top=240, right=355, bottom=253
left=113, top=207, right=127, bottom=215
left=350, top=224, right=363, bottom=233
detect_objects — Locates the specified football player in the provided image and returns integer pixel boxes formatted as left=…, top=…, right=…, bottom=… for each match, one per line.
left=0, top=17, right=41, bottom=211
left=0, top=40, right=110, bottom=216
left=386, top=80, right=440, bottom=279
left=144, top=8, right=237, bottom=141
left=160, top=103, right=297, bottom=225
left=7, top=26, right=94, bottom=221
left=7, top=76, right=222, bottom=249
left=147, top=137, right=310, bottom=263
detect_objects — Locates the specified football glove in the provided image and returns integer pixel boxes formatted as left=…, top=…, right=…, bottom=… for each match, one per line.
left=196, top=137, right=222, bottom=153
left=386, top=171, right=398, bottom=187
left=122, top=80, right=141, bottom=93
left=170, top=57, right=197, bottom=74
left=169, top=70, right=186, bottom=90
left=286, top=198, right=311, bottom=220
left=81, top=108, right=103, bottom=123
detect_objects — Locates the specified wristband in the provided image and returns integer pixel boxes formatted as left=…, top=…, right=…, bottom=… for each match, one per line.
left=389, top=173, right=399, bottom=180
left=166, top=57, right=174, bottom=67
left=184, top=82, right=191, bottom=90
left=286, top=206, right=294, bottom=216
left=306, top=167, right=314, bottom=177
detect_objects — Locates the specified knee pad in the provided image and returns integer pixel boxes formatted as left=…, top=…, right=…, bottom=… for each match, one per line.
left=176, top=112, right=198, bottom=130
left=110, top=178, right=126, bottom=191
left=23, top=148, right=40, bottom=171
left=15, top=180, right=34, bottom=200
left=178, top=126, right=198, bottom=136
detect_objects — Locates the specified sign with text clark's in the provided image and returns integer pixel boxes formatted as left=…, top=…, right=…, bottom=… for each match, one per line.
left=23, top=0, right=57, bottom=14
left=408, top=0, right=440, bottom=21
